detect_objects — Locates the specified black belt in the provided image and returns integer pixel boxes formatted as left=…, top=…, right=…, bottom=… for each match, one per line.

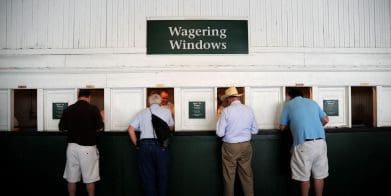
left=305, top=138, right=323, bottom=141
left=140, top=138, right=158, bottom=141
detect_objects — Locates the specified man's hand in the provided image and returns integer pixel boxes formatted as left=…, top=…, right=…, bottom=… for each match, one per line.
left=322, top=116, right=329, bottom=126
left=127, top=125, right=138, bottom=149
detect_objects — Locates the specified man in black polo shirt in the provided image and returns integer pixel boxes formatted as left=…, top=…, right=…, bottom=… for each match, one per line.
left=59, top=89, right=104, bottom=196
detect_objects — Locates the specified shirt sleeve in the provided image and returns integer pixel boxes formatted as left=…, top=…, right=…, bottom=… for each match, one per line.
left=216, top=109, right=227, bottom=137
left=279, top=104, right=289, bottom=125
left=318, top=104, right=327, bottom=119
left=130, top=112, right=141, bottom=131
left=167, top=112, right=174, bottom=127
left=58, top=109, right=68, bottom=131
left=93, top=107, right=104, bottom=131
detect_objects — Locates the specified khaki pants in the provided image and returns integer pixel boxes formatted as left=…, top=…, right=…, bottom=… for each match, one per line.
left=221, top=141, right=254, bottom=196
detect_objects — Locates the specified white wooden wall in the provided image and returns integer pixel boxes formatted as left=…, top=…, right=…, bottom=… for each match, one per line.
left=0, top=90, right=10, bottom=130
left=378, top=86, right=391, bottom=126
left=315, top=87, right=349, bottom=127
left=0, top=0, right=390, bottom=50
left=249, top=87, right=283, bottom=129
left=1, top=0, right=391, bottom=131
left=43, top=89, right=76, bottom=131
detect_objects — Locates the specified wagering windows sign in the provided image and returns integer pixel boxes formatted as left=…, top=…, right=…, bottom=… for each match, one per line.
left=147, top=20, right=248, bottom=54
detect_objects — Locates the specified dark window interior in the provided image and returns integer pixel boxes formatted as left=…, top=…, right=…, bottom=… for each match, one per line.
left=351, top=87, right=376, bottom=127
left=285, top=87, right=312, bottom=99
left=146, top=88, right=174, bottom=108
left=217, top=87, right=245, bottom=117
left=13, top=89, right=37, bottom=131
left=88, top=89, right=104, bottom=111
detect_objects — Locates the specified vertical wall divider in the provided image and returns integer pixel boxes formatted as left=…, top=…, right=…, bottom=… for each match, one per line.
left=104, top=88, right=111, bottom=131
left=348, top=86, right=352, bottom=128
left=312, top=86, right=319, bottom=101
left=37, top=89, right=44, bottom=131
left=7, top=90, right=12, bottom=131
left=245, top=87, right=251, bottom=106
left=174, top=87, right=181, bottom=131
left=376, top=86, right=381, bottom=127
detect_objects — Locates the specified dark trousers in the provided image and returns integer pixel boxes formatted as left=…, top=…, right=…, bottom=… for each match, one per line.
left=137, top=139, right=169, bottom=196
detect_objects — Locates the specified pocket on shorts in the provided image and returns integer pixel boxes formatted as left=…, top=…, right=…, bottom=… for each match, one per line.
left=297, top=143, right=306, bottom=153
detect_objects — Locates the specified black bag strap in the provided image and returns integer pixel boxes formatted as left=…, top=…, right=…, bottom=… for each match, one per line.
left=149, top=108, right=157, bottom=139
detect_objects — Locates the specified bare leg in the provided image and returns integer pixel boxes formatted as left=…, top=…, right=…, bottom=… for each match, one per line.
left=86, top=182, right=95, bottom=196
left=300, top=181, right=310, bottom=196
left=313, top=179, right=324, bottom=196
left=67, top=182, right=77, bottom=196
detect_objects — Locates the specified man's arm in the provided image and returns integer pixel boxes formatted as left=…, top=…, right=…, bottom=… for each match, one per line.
left=127, top=125, right=138, bottom=147
left=216, top=110, right=227, bottom=137
left=279, top=124, right=287, bottom=130
left=94, top=107, right=104, bottom=131
left=250, top=111, right=259, bottom=134
left=321, top=116, right=329, bottom=126
left=279, top=105, right=289, bottom=131
left=167, top=112, right=175, bottom=131
left=58, top=110, right=67, bottom=132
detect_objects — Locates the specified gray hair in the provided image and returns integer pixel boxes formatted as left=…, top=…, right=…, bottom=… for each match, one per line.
left=148, top=94, right=162, bottom=105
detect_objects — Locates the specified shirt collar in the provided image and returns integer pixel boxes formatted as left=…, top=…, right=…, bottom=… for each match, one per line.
left=77, top=100, right=89, bottom=104
left=231, top=100, right=242, bottom=105
left=150, top=103, right=160, bottom=109
left=292, top=96, right=303, bottom=101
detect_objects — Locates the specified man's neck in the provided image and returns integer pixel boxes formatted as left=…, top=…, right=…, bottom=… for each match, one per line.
left=79, top=97, right=90, bottom=103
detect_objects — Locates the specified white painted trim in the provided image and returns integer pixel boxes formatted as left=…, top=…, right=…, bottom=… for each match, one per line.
left=174, top=87, right=181, bottom=130
left=1, top=49, right=390, bottom=73
left=1, top=47, right=390, bottom=55
left=146, top=16, right=249, bottom=20
left=104, top=88, right=111, bottom=131
left=312, top=86, right=319, bottom=103
left=376, top=86, right=382, bottom=127
left=9, top=90, right=13, bottom=131
left=250, top=47, right=391, bottom=54
left=1, top=90, right=11, bottom=131
left=345, top=86, right=350, bottom=128
left=0, top=48, right=145, bottom=55
left=245, top=87, right=251, bottom=106
left=348, top=86, right=352, bottom=128
left=1, top=72, right=390, bottom=89
left=37, top=89, right=44, bottom=131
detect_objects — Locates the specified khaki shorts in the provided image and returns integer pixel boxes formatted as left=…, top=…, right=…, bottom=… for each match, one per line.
left=291, top=139, right=329, bottom=181
left=63, top=143, right=100, bottom=183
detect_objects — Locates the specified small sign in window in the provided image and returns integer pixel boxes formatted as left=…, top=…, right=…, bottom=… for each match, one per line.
left=52, top=103, right=68, bottom=119
left=323, top=100, right=339, bottom=116
left=189, top=101, right=206, bottom=119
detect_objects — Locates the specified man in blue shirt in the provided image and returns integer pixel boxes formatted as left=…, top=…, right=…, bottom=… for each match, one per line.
left=279, top=88, right=329, bottom=196
left=128, top=93, right=174, bottom=196
left=217, top=86, right=258, bottom=196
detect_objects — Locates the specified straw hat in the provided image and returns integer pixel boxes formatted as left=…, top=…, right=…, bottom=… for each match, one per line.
left=220, top=86, right=243, bottom=101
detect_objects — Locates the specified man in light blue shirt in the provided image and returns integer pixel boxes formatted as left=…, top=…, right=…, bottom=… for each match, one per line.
left=216, top=86, right=258, bottom=196
left=279, top=88, right=329, bottom=196
left=128, top=93, right=174, bottom=196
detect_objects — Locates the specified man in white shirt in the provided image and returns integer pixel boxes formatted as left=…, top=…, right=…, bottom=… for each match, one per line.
left=216, top=86, right=258, bottom=196
left=160, top=90, right=175, bottom=118
left=127, top=93, right=174, bottom=196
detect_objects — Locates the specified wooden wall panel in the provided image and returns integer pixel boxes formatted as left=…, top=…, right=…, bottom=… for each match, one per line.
left=0, top=0, right=390, bottom=50
left=0, top=90, right=9, bottom=131
left=0, top=0, right=6, bottom=48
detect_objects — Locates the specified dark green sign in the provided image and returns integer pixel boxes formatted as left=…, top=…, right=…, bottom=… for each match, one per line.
left=147, top=20, right=248, bottom=54
left=189, top=101, right=206, bottom=119
left=323, top=100, right=339, bottom=116
left=52, top=103, right=68, bottom=119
